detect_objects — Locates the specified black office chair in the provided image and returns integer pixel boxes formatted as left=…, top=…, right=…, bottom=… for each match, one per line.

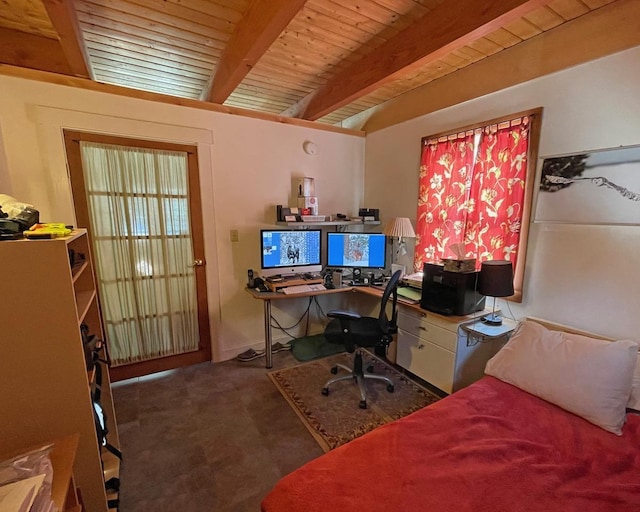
left=321, top=270, right=402, bottom=409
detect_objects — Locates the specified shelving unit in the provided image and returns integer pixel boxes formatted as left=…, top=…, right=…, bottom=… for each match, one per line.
left=0, top=229, right=119, bottom=512
left=276, top=219, right=380, bottom=230
left=0, top=434, right=83, bottom=511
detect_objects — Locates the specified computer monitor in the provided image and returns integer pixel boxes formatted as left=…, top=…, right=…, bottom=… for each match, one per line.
left=260, top=229, right=322, bottom=277
left=326, top=232, right=387, bottom=269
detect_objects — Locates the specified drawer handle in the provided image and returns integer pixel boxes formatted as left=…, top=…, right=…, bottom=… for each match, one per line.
left=419, top=326, right=427, bottom=331
left=418, top=344, right=425, bottom=350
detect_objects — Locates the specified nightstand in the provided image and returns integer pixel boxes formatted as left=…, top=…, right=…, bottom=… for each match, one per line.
left=461, top=317, right=519, bottom=343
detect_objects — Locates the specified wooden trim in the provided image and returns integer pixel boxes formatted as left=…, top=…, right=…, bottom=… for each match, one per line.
left=64, top=132, right=91, bottom=235
left=0, top=63, right=365, bottom=137
left=420, top=107, right=542, bottom=145
left=513, top=108, right=543, bottom=303
left=110, top=349, right=211, bottom=382
left=186, top=149, right=212, bottom=364
left=64, top=130, right=198, bottom=153
left=64, top=130, right=212, bottom=378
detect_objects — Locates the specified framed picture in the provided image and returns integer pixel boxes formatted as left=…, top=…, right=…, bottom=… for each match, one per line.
left=535, top=144, right=640, bottom=225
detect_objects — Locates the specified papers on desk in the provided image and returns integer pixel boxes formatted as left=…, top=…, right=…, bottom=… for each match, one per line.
left=397, top=286, right=421, bottom=303
left=0, top=474, right=45, bottom=512
left=281, top=283, right=326, bottom=294
left=402, top=272, right=423, bottom=289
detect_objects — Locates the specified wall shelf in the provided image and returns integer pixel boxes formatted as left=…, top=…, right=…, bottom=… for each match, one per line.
left=276, top=220, right=380, bottom=229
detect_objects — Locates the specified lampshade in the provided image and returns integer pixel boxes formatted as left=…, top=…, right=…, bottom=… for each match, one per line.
left=382, top=217, right=416, bottom=238
left=478, top=260, right=514, bottom=298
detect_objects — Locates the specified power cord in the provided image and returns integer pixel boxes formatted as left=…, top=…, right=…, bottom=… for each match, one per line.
left=269, top=297, right=314, bottom=340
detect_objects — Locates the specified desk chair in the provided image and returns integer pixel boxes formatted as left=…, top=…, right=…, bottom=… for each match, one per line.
left=321, top=270, right=402, bottom=409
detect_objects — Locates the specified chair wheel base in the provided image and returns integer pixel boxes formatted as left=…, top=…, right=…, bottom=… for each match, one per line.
left=330, top=366, right=338, bottom=375
left=321, top=388, right=329, bottom=396
left=387, top=384, right=395, bottom=393
left=359, top=400, right=367, bottom=409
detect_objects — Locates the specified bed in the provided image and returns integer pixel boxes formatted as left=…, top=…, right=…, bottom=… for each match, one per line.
left=262, top=319, right=640, bottom=512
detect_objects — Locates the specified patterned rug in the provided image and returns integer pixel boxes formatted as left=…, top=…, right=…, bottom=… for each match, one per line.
left=268, top=351, right=441, bottom=452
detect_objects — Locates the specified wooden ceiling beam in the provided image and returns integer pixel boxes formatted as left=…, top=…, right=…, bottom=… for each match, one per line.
left=0, top=27, right=72, bottom=75
left=287, top=0, right=549, bottom=120
left=41, top=0, right=93, bottom=78
left=202, top=0, right=308, bottom=104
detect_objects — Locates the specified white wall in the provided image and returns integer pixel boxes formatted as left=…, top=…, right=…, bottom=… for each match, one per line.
left=365, top=46, right=640, bottom=340
left=0, top=76, right=365, bottom=361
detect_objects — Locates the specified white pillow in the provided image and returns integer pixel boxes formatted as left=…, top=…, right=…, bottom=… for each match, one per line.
left=485, top=320, right=638, bottom=435
left=628, top=351, right=640, bottom=411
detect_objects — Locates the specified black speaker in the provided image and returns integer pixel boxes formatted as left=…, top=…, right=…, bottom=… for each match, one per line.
left=324, top=273, right=335, bottom=289
left=248, top=269, right=255, bottom=288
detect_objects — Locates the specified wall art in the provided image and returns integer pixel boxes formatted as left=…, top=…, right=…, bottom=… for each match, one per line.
left=535, top=144, right=640, bottom=225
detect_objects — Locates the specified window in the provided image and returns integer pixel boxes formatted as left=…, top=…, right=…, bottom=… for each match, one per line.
left=414, top=109, right=542, bottom=301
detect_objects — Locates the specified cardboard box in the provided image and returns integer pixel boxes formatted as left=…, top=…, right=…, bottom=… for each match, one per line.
left=441, top=258, right=476, bottom=273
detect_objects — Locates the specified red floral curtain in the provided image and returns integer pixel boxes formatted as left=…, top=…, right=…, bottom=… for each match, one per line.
left=465, top=117, right=530, bottom=271
left=414, top=132, right=475, bottom=271
left=414, top=117, right=530, bottom=273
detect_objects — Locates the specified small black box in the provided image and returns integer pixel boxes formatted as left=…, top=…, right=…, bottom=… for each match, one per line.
left=358, top=208, right=379, bottom=220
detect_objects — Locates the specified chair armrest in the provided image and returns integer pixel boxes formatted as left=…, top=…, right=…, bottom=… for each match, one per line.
left=327, top=310, right=362, bottom=320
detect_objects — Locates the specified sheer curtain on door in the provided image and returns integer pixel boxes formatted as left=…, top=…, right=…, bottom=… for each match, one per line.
left=80, top=141, right=199, bottom=366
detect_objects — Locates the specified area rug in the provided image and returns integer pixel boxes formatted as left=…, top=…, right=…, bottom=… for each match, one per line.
left=268, top=352, right=441, bottom=452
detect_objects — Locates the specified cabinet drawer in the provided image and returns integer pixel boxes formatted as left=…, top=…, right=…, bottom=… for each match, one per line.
left=396, top=329, right=455, bottom=394
left=397, top=311, right=458, bottom=352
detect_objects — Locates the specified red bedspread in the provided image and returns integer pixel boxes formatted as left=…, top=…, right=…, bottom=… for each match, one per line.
left=262, top=376, right=640, bottom=512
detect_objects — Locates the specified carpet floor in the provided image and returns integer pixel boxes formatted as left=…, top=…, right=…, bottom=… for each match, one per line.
left=268, top=351, right=441, bottom=452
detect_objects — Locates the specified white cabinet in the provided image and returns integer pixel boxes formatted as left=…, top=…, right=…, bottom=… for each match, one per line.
left=396, top=306, right=512, bottom=394
left=0, top=229, right=119, bottom=512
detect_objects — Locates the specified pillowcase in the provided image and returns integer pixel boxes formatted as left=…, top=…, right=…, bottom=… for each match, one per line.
left=628, top=351, right=640, bottom=411
left=485, top=320, right=638, bottom=435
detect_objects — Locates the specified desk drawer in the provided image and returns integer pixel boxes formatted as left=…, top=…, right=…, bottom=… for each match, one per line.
left=397, top=311, right=457, bottom=352
left=396, top=328, right=454, bottom=394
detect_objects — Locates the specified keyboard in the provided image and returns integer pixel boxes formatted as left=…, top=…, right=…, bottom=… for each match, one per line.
left=282, top=283, right=326, bottom=294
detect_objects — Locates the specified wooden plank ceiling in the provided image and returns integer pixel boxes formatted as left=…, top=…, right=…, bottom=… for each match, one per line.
left=0, top=0, right=622, bottom=127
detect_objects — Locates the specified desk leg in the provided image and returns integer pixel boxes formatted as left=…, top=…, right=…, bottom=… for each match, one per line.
left=264, top=299, right=273, bottom=369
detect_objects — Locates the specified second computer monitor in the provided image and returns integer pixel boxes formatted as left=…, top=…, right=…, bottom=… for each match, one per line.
left=326, top=232, right=386, bottom=269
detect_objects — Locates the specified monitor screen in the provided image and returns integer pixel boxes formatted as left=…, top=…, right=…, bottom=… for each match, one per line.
left=326, top=232, right=387, bottom=269
left=260, top=229, right=322, bottom=277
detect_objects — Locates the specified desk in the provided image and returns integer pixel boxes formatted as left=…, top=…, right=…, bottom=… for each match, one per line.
left=248, top=284, right=511, bottom=394
left=246, top=285, right=354, bottom=368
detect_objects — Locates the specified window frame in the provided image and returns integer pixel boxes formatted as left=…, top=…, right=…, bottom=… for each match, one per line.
left=417, top=107, right=543, bottom=303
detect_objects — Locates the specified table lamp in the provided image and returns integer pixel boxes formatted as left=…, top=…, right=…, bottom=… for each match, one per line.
left=477, top=260, right=514, bottom=325
left=382, top=217, right=416, bottom=262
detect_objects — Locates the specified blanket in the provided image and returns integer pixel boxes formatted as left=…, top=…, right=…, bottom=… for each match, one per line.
left=262, top=376, right=640, bottom=512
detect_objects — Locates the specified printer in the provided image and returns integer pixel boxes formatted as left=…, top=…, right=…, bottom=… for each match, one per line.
left=420, top=263, right=485, bottom=316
